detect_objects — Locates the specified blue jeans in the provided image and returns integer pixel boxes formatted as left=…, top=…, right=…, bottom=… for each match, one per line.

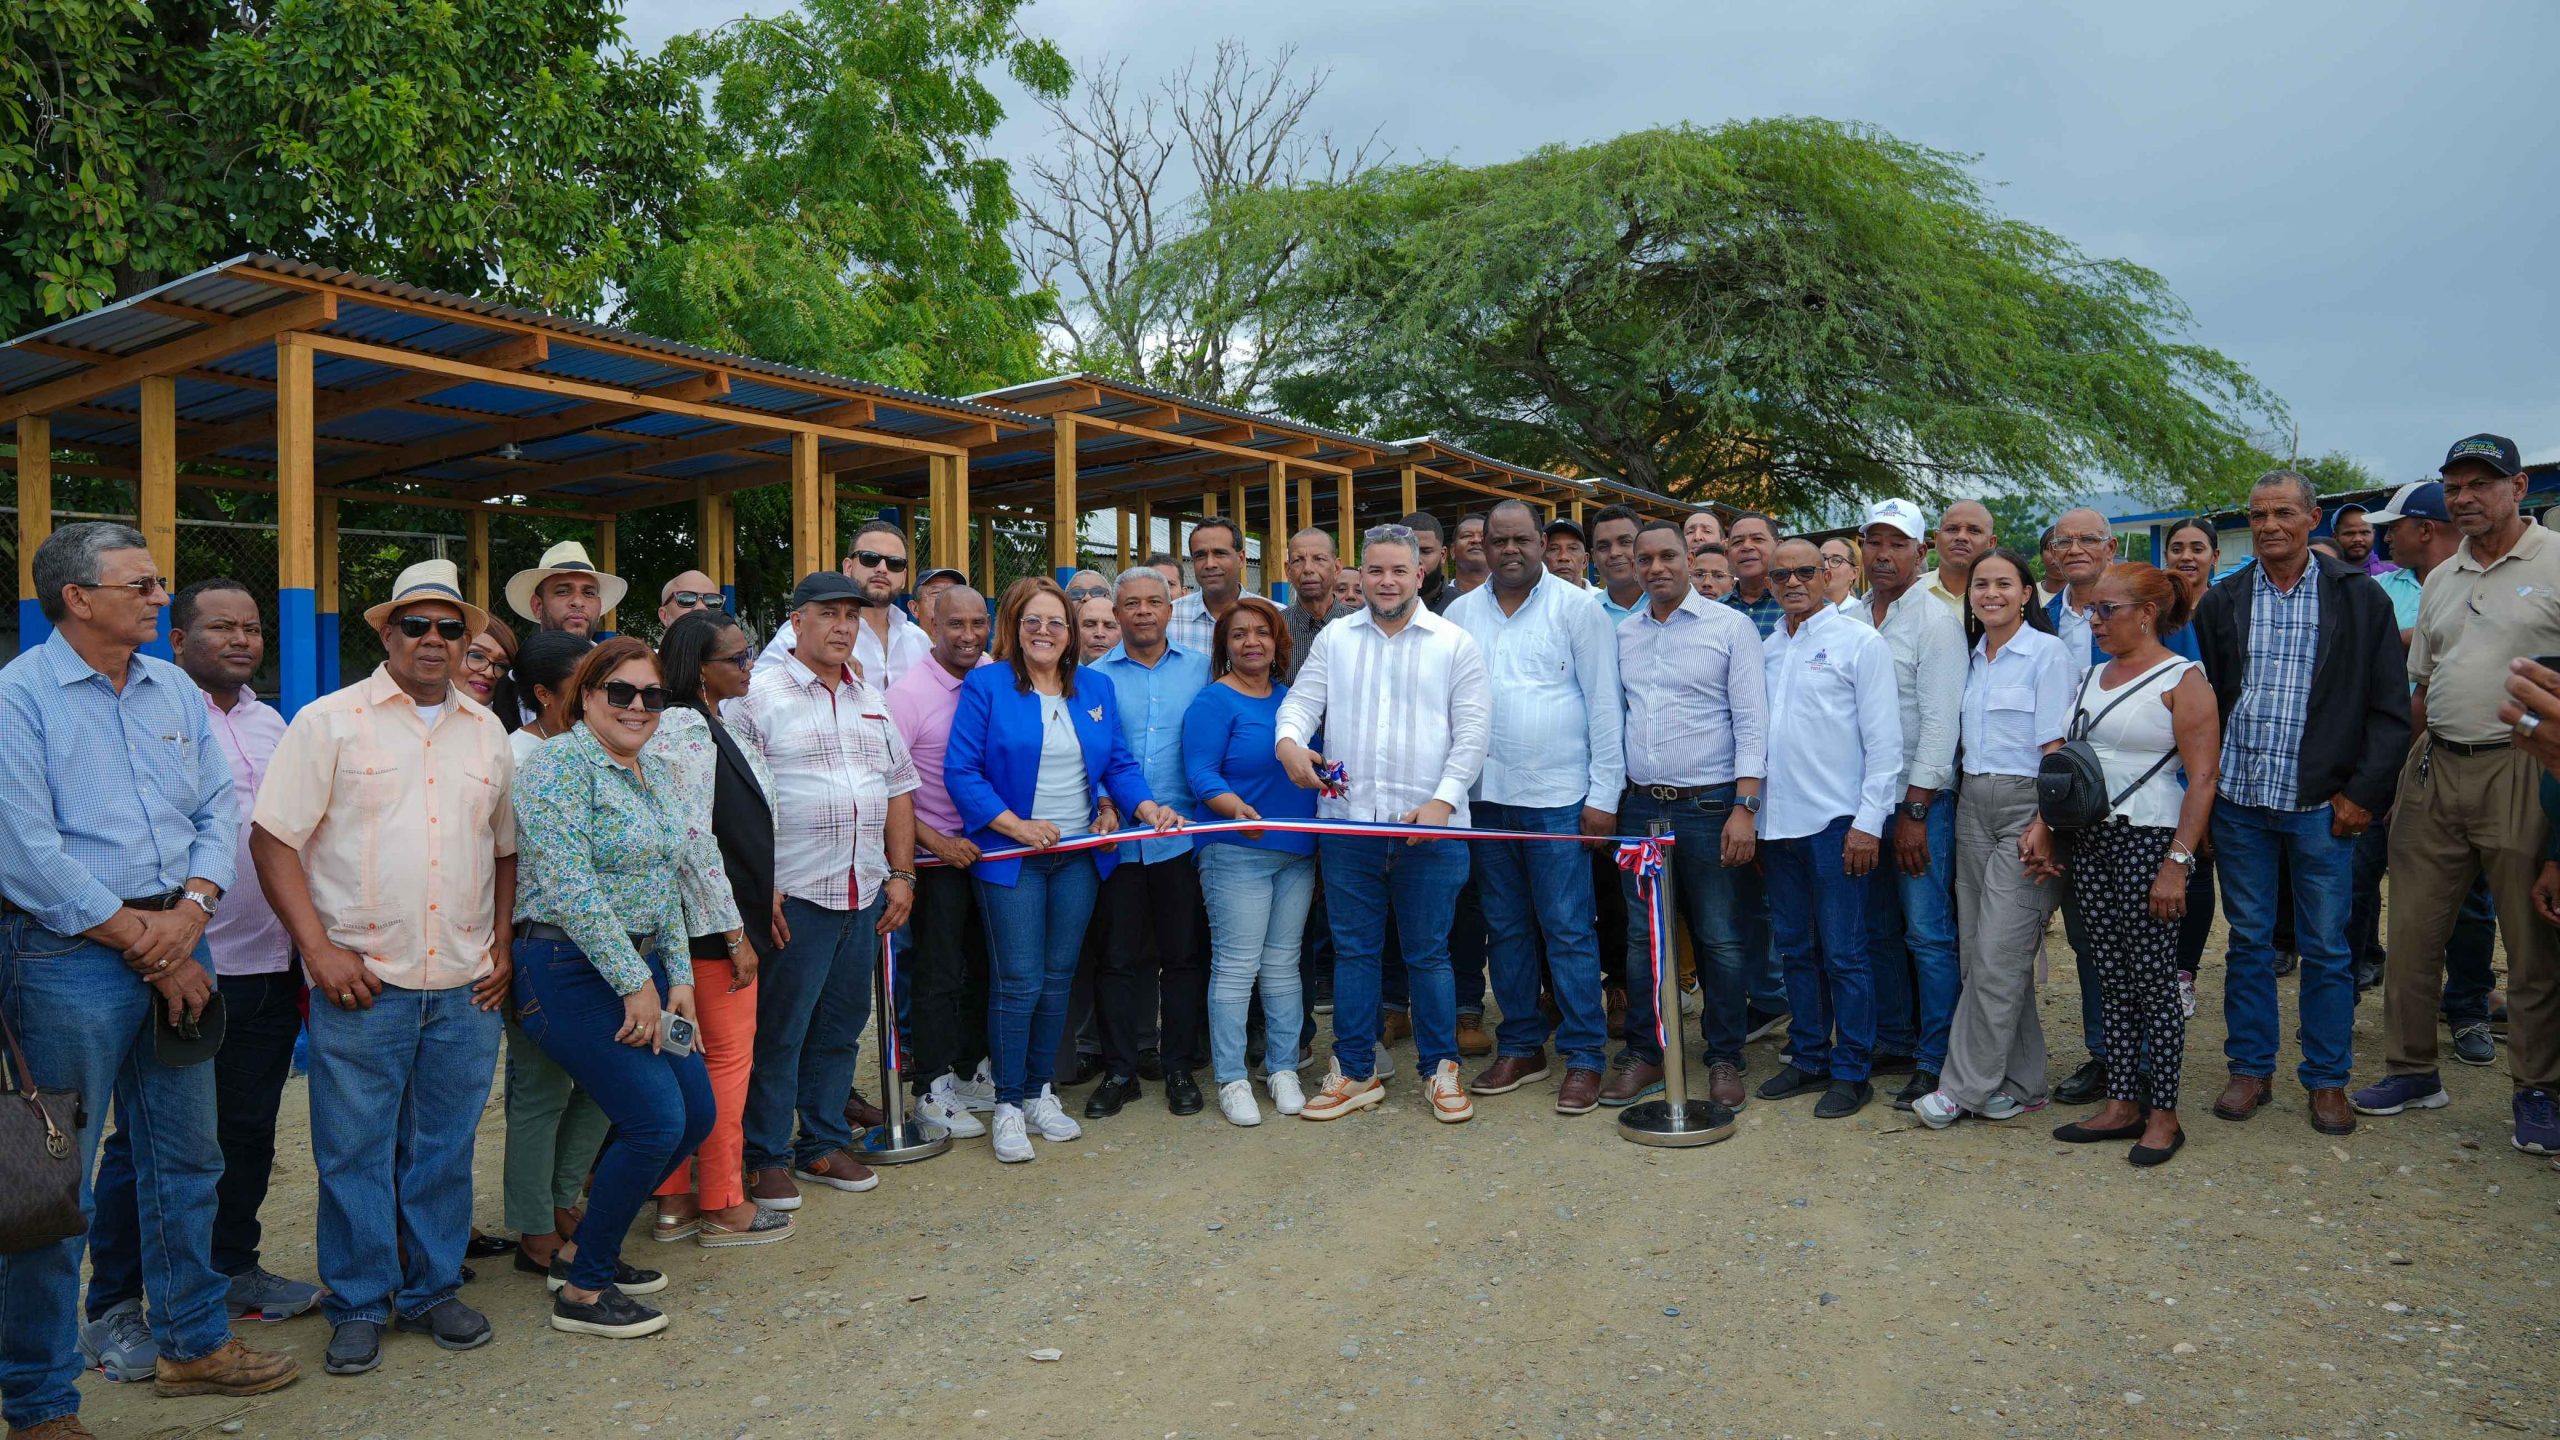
left=515, top=939, right=715, bottom=1292
left=1764, top=817, right=1876, bottom=1083
left=1199, top=845, right=1314, bottom=1084
left=0, top=922, right=229, bottom=1431
left=1321, top=834, right=1470, bottom=1080
left=744, top=895, right=880, bottom=1171
left=1617, top=786, right=1752, bottom=1067
left=1868, top=792, right=1959, bottom=1072
left=2216, top=803, right=2358, bottom=1089
left=1734, top=857, right=1786, bottom=1012
left=976, top=852, right=1102, bottom=1105
left=1473, top=801, right=1607, bottom=1073
left=1450, top=876, right=1488, bottom=1017
left=306, top=980, right=501, bottom=1326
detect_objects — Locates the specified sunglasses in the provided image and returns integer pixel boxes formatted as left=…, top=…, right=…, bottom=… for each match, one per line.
left=851, top=550, right=910, bottom=574
left=1065, top=586, right=1109, bottom=602
left=79, top=575, right=172, bottom=597
left=665, top=590, right=727, bottom=612
left=396, top=615, right=470, bottom=641
left=599, top=681, right=670, bottom=712
left=1770, top=565, right=1824, bottom=583
left=1019, top=615, right=1071, bottom=635
left=2086, top=600, right=2148, bottom=622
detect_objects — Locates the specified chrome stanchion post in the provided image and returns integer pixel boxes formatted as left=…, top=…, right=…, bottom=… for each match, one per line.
left=1619, top=820, right=1737, bottom=1147
left=861, top=932, right=950, bottom=1164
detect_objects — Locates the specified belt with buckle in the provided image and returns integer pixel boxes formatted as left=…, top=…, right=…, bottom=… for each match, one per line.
left=1633, top=783, right=1719, bottom=802
left=2, top=890, right=179, bottom=920
left=2429, top=735, right=2512, bottom=757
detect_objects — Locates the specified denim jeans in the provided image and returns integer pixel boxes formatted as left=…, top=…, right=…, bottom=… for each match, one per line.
left=744, top=895, right=880, bottom=1171
left=515, top=939, right=715, bottom=1292
left=2216, top=803, right=2359, bottom=1090
left=1617, top=785, right=1752, bottom=1068
left=1733, top=856, right=1786, bottom=1013
left=88, top=969, right=304, bottom=1318
left=1199, top=845, right=1314, bottom=1084
left=500, top=1017, right=610, bottom=1236
left=1472, top=801, right=1608, bottom=1073
left=977, top=851, right=1102, bottom=1105
left=306, top=980, right=502, bottom=1327
left=1449, top=876, right=1488, bottom=1017
left=1868, top=792, right=1959, bottom=1072
left=1321, top=834, right=1470, bottom=1079
left=904, top=865, right=989, bottom=1094
left=0, top=922, right=229, bottom=1432
left=1764, top=816, right=1876, bottom=1083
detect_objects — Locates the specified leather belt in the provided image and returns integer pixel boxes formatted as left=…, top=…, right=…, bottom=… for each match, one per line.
left=2, top=890, right=180, bottom=918
left=1629, top=783, right=1721, bottom=802
left=520, top=921, right=653, bottom=953
left=2429, top=735, right=2512, bottom=757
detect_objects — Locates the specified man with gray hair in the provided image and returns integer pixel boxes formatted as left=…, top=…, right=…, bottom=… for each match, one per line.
left=1085, top=566, right=1213, bottom=1118
left=1, top=523, right=302, bottom=1431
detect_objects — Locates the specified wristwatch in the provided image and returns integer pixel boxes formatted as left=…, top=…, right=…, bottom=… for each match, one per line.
left=1735, top=794, right=1762, bottom=816
left=1898, top=800, right=1931, bottom=823
left=181, top=889, right=220, bottom=918
left=2166, top=846, right=2197, bottom=869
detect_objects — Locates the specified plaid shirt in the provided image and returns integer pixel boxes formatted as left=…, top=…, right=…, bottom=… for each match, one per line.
left=1724, top=587, right=1785, bottom=639
left=2219, top=563, right=2323, bottom=811
left=729, top=651, right=921, bottom=910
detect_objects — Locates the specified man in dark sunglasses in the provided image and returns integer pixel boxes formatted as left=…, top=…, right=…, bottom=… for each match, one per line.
left=656, top=569, right=727, bottom=633
left=753, top=519, right=932, bottom=691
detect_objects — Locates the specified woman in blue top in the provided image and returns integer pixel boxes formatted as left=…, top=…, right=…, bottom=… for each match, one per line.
left=1183, top=595, right=1322, bottom=1127
left=945, top=577, right=1179, bottom=1165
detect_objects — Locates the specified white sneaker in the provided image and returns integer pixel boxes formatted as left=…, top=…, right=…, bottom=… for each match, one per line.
left=1979, top=1093, right=2038, bottom=1121
left=1218, top=1078, right=1263, bottom=1126
left=990, top=1104, right=1034, bottom=1163
left=1372, top=1042, right=1396, bottom=1078
left=1678, top=980, right=1703, bottom=1019
left=1424, top=1058, right=1474, bottom=1123
left=1267, top=1068, right=1305, bottom=1117
left=1024, top=1085, right=1082, bottom=1142
left=1912, top=1090, right=1965, bottom=1129
left=954, top=1059, right=999, bottom=1113
left=915, top=1077, right=986, bottom=1138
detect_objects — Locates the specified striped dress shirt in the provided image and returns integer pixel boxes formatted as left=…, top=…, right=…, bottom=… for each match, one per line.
left=1617, top=591, right=1767, bottom=787
left=1276, top=604, right=1492, bottom=828
left=1444, top=571, right=1624, bottom=809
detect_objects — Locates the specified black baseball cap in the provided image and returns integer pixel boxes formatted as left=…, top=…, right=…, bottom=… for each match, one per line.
left=915, top=567, right=966, bottom=588
left=787, top=571, right=864, bottom=608
left=2442, top=433, right=2521, bottom=477
left=1543, top=518, right=1588, bottom=545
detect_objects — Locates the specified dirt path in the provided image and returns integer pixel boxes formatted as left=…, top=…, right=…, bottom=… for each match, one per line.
left=77, top=920, right=2559, bottom=1440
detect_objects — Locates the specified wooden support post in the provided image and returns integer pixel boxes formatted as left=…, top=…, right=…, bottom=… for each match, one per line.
left=715, top=494, right=737, bottom=607
left=1571, top=498, right=1585, bottom=524
left=792, top=432, right=824, bottom=581
left=139, top=376, right=177, bottom=654
left=466, top=509, right=491, bottom=614
left=900, top=504, right=917, bottom=579
left=595, top=516, right=619, bottom=632
left=1266, top=461, right=1287, bottom=599
left=273, top=339, right=318, bottom=711
left=1116, top=508, right=1131, bottom=571
left=1202, top=488, right=1218, bottom=517
left=14, top=416, right=52, bottom=649
left=696, top=483, right=720, bottom=578
left=1336, top=471, right=1354, bottom=564
left=1298, top=473, right=1313, bottom=534
left=1399, top=464, right=1418, bottom=519
left=1051, top=416, right=1079, bottom=580
left=977, top=514, right=996, bottom=595
left=1136, top=496, right=1153, bottom=565
left=1227, top=479, right=1247, bottom=541
left=316, top=494, right=340, bottom=693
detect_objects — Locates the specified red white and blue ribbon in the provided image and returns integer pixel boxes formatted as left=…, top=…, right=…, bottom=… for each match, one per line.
left=1615, top=836, right=1674, bottom=1052
left=921, top=816, right=1679, bottom=866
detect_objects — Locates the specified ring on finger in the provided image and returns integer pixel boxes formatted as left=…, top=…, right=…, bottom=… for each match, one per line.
left=2524, top=712, right=2544, bottom=738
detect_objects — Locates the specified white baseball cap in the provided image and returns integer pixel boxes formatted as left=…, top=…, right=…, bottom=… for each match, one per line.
left=1861, top=498, right=1928, bottom=541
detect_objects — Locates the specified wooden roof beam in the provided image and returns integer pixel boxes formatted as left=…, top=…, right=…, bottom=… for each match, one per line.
left=181, top=333, right=551, bottom=461
left=0, top=292, right=337, bottom=424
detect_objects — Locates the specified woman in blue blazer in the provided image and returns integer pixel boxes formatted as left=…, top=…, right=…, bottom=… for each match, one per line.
left=945, top=577, right=1179, bottom=1164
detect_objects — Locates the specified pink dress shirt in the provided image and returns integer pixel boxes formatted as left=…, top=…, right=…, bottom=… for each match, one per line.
left=203, top=687, right=293, bottom=976
left=883, top=653, right=990, bottom=848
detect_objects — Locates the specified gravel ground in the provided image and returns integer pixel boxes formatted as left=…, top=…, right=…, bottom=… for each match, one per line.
left=75, top=914, right=2559, bottom=1440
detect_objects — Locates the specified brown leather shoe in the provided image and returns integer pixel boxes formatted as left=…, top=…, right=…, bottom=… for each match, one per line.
left=843, top=1088, right=887, bottom=1131
left=1604, top=984, right=1628, bottom=1039
left=748, top=1167, right=802, bottom=1211
left=1707, top=1062, right=1747, bottom=1111
left=794, top=1148, right=880, bottom=1193
left=7, top=1417, right=97, bottom=1440
left=2212, top=1073, right=2271, bottom=1122
left=2308, top=1086, right=2357, bottom=1136
left=1381, top=1010, right=1413, bottom=1045
left=1468, top=1052, right=1551, bottom=1095
left=1456, top=1013, right=1494, bottom=1057
left=1598, top=1055, right=1664, bottom=1105
left=152, top=1337, right=300, bottom=1398
left=1555, top=1068, right=1605, bottom=1115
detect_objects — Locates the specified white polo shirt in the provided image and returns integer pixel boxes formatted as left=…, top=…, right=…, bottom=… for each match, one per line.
left=1759, top=605, right=1903, bottom=841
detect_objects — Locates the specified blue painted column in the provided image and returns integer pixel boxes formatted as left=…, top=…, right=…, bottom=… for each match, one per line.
left=15, top=415, right=53, bottom=652
left=277, top=339, right=321, bottom=714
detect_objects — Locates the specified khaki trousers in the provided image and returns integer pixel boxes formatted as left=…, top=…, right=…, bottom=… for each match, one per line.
left=2384, top=742, right=2556, bottom=1088
left=1940, top=774, right=2063, bottom=1110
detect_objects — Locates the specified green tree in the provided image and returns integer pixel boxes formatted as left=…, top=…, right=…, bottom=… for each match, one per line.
left=623, top=0, right=1070, bottom=395
left=1181, top=119, right=2283, bottom=522
left=1, top=0, right=700, bottom=333
left=2192, top=445, right=2386, bottom=510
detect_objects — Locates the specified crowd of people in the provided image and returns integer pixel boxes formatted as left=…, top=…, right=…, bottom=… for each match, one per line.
left=4, top=430, right=2558, bottom=1439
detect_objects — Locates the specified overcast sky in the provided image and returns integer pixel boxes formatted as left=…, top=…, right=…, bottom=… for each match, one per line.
left=622, top=0, right=2559, bottom=482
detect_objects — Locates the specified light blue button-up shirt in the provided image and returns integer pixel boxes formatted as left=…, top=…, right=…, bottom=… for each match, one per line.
left=1089, top=640, right=1210, bottom=861
left=0, top=631, right=237, bottom=936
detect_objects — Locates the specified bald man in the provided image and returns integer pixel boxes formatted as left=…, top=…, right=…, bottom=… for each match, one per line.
left=658, top=569, right=724, bottom=631
left=1918, top=501, right=1994, bottom=615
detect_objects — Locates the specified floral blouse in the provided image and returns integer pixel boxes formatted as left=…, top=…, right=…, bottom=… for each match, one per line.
left=641, top=706, right=757, bottom=942
left=512, top=723, right=726, bottom=994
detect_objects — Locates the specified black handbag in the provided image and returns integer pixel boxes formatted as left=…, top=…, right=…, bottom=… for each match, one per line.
left=2036, top=662, right=2183, bottom=831
left=0, top=998, right=88, bottom=1255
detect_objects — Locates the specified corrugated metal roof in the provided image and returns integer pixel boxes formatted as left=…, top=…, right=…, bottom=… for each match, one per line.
left=973, top=373, right=1403, bottom=460
left=1387, top=434, right=1597, bottom=496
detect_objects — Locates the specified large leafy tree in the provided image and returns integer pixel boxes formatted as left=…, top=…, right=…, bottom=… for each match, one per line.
left=622, top=0, right=1070, bottom=396
left=1186, top=119, right=2282, bottom=519
left=1, top=0, right=699, bottom=333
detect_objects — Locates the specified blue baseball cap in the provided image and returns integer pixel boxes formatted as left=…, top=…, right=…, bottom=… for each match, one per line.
left=2366, top=481, right=2448, bottom=525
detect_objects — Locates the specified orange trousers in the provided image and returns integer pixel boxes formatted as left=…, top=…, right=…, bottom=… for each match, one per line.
left=654, top=959, right=758, bottom=1211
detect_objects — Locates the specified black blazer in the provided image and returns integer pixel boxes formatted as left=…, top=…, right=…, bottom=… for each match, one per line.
left=2190, top=553, right=2411, bottom=815
left=693, top=703, right=779, bottom=957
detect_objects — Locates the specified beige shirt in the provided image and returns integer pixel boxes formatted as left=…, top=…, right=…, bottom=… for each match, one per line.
left=2409, top=521, right=2560, bottom=743
left=252, top=667, right=517, bottom=990
left=1916, top=566, right=1966, bottom=614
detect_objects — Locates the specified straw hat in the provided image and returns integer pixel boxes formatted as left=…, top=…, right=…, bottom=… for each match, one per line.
left=505, top=540, right=628, bottom=624
left=362, top=558, right=490, bottom=636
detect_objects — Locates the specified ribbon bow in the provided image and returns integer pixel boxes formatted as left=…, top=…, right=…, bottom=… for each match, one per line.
left=1615, top=835, right=1670, bottom=879
left=1616, top=836, right=1674, bottom=1052
left=1317, top=760, right=1349, bottom=798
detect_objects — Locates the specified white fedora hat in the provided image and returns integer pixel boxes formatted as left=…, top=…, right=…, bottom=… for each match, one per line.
left=362, top=558, right=490, bottom=636
left=505, top=539, right=628, bottom=624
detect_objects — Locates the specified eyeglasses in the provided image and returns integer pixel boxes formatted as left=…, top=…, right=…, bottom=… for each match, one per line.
left=1821, top=554, right=1854, bottom=569
left=1065, top=585, right=1109, bottom=602
left=460, top=646, right=505, bottom=672
left=2086, top=600, right=2148, bottom=622
left=850, top=550, right=910, bottom=574
left=396, top=615, right=470, bottom=641
left=706, top=649, right=754, bottom=671
left=2054, top=534, right=2113, bottom=551
left=1770, top=565, right=1824, bottom=583
left=1019, top=615, right=1071, bottom=635
left=600, top=681, right=670, bottom=712
left=77, top=576, right=171, bottom=597
left=665, top=590, right=727, bottom=612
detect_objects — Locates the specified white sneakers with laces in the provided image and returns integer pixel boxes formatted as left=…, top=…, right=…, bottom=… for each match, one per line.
left=1425, top=1059, right=1474, bottom=1123
left=953, top=1059, right=999, bottom=1112
left=1267, top=1069, right=1305, bottom=1117
left=1023, top=1084, right=1082, bottom=1141
left=913, top=1075, right=986, bottom=1138
left=1218, top=1078, right=1262, bottom=1127
left=990, top=1104, right=1034, bottom=1163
